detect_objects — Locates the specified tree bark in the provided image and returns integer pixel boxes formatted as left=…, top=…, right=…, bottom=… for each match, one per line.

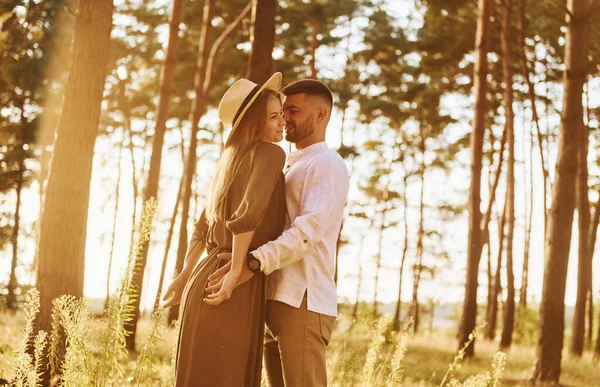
left=125, top=0, right=183, bottom=350
left=570, top=102, right=591, bottom=357
left=532, top=0, right=589, bottom=382
left=457, top=0, right=492, bottom=358
left=35, top=0, right=113, bottom=381
left=246, top=0, right=276, bottom=84
left=167, top=0, right=214, bottom=325
left=499, top=0, right=515, bottom=351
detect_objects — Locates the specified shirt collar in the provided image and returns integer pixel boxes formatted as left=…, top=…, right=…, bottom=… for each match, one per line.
left=288, top=141, right=328, bottom=163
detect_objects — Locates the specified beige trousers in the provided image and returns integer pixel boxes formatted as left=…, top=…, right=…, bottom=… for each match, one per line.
left=263, top=294, right=335, bottom=387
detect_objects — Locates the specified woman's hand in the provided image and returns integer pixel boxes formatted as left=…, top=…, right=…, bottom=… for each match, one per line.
left=162, top=270, right=191, bottom=308
left=203, top=269, right=242, bottom=306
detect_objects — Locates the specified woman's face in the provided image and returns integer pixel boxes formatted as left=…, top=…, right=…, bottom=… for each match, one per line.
left=262, top=96, right=285, bottom=143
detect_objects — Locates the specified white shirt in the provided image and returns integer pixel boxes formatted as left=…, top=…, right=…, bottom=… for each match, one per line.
left=252, top=141, right=349, bottom=317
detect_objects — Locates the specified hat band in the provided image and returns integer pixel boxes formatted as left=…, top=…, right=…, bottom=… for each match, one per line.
left=232, top=84, right=262, bottom=127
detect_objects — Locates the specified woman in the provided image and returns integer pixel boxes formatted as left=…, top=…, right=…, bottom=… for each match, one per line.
left=162, top=73, right=287, bottom=386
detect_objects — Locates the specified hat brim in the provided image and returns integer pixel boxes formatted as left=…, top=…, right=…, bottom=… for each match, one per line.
left=230, top=72, right=283, bottom=134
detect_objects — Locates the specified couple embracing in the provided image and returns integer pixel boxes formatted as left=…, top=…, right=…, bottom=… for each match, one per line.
left=162, top=72, right=350, bottom=387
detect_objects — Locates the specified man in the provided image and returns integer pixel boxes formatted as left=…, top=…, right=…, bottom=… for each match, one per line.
left=205, top=79, right=349, bottom=387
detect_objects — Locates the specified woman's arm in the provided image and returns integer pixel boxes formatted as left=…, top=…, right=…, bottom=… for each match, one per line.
left=203, top=230, right=255, bottom=305
left=162, top=226, right=207, bottom=307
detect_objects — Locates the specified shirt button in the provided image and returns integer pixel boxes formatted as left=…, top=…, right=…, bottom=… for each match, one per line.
left=286, top=165, right=290, bottom=169
left=303, top=239, right=308, bottom=243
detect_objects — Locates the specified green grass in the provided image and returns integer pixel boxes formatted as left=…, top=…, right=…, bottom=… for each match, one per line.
left=1, top=307, right=599, bottom=386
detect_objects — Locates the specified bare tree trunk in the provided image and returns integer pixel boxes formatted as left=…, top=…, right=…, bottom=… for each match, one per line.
left=457, top=0, right=492, bottom=358
left=595, top=306, right=600, bottom=359
left=499, top=0, right=515, bottom=350
left=517, top=0, right=549, bottom=232
left=410, top=129, right=426, bottom=334
left=36, top=1, right=113, bottom=382
left=246, top=0, right=276, bottom=84
left=570, top=103, right=591, bottom=357
left=520, top=111, right=534, bottom=309
left=393, top=174, right=410, bottom=332
left=7, top=108, right=25, bottom=310
left=104, top=131, right=124, bottom=311
left=587, top=287, right=594, bottom=347
left=372, top=208, right=386, bottom=317
left=153, top=171, right=184, bottom=314
left=167, top=0, right=215, bottom=325
left=486, top=203, right=505, bottom=340
left=125, top=0, right=183, bottom=350
left=352, top=219, right=373, bottom=320
left=532, top=0, right=589, bottom=381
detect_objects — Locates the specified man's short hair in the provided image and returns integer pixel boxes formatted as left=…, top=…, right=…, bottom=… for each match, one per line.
left=282, top=79, right=333, bottom=108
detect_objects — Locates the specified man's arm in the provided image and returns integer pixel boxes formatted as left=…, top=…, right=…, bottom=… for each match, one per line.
left=254, top=154, right=349, bottom=274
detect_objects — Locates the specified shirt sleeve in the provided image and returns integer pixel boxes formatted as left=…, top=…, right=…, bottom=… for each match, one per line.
left=225, top=143, right=286, bottom=235
left=252, top=154, right=349, bottom=275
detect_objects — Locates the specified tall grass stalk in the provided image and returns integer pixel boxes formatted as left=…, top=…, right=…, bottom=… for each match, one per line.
left=54, top=295, right=93, bottom=386
left=440, top=324, right=485, bottom=387
left=361, top=315, right=391, bottom=386
left=11, top=289, right=42, bottom=387
left=94, top=198, right=157, bottom=386
left=132, top=307, right=165, bottom=384
left=386, top=331, right=409, bottom=387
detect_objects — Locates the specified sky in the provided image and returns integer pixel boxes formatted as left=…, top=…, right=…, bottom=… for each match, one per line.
left=2, top=0, right=600, bottom=318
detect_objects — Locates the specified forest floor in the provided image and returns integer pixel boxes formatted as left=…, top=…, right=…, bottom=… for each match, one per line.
left=1, top=309, right=599, bottom=386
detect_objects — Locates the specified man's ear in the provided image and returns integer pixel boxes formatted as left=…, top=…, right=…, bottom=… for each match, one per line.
left=317, top=107, right=327, bottom=122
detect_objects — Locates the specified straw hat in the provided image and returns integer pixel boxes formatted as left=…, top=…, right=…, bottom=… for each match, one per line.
left=218, top=72, right=283, bottom=135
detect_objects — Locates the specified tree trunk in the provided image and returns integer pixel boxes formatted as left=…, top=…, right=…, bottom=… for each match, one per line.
left=153, top=170, right=184, bottom=314
left=532, top=0, right=589, bottom=382
left=595, top=304, right=600, bottom=359
left=486, top=202, right=505, bottom=340
left=125, top=0, right=183, bottom=350
left=35, top=0, right=113, bottom=381
left=587, top=193, right=600, bottom=347
left=587, top=287, right=594, bottom=347
left=457, top=0, right=492, bottom=358
left=570, top=101, right=591, bottom=357
left=520, top=102, right=534, bottom=309
left=167, top=0, right=214, bottom=325
left=246, top=0, right=276, bottom=84
left=104, top=131, right=124, bottom=311
left=410, top=129, right=426, bottom=334
left=517, top=0, right=549, bottom=233
left=7, top=105, right=25, bottom=310
left=499, top=0, right=515, bottom=350
left=393, top=174, right=410, bottom=332
left=372, top=208, right=386, bottom=317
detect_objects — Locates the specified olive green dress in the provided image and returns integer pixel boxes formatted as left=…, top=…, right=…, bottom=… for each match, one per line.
left=175, top=142, right=287, bottom=387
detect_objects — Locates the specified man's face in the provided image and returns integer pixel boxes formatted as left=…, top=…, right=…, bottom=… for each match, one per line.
left=282, top=93, right=315, bottom=143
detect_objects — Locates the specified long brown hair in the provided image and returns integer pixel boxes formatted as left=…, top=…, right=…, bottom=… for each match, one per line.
left=205, top=89, right=282, bottom=226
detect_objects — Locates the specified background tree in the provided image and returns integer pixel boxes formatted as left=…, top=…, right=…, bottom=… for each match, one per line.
left=532, top=0, right=589, bottom=382
left=457, top=0, right=492, bottom=358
